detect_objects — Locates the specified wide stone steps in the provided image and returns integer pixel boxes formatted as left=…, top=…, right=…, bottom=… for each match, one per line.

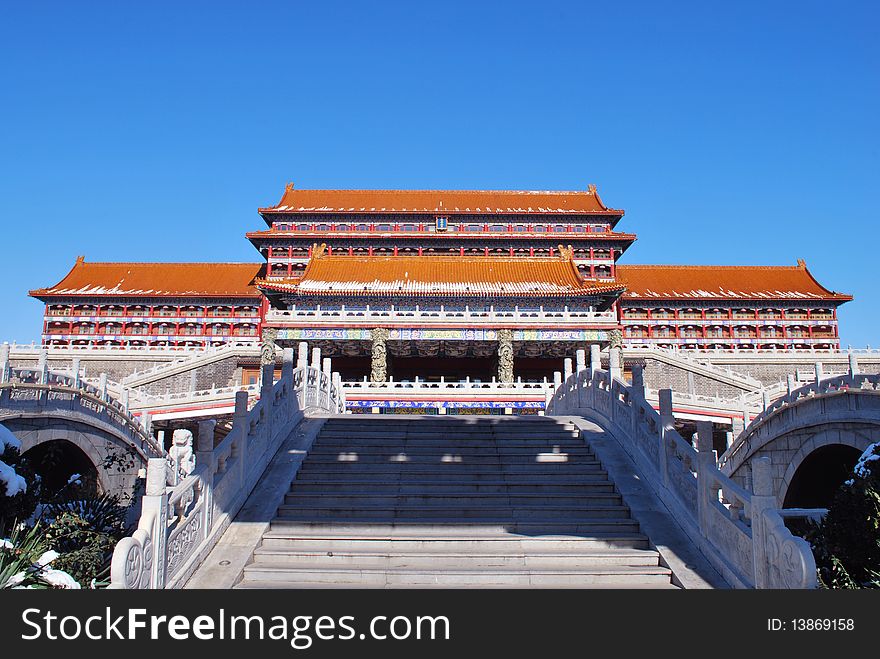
left=236, top=416, right=676, bottom=589
left=257, top=534, right=652, bottom=552
left=290, top=480, right=617, bottom=493
left=249, top=549, right=662, bottom=569
left=237, top=566, right=674, bottom=588
left=276, top=505, right=631, bottom=520
left=296, top=472, right=608, bottom=483
left=282, top=492, right=624, bottom=507
left=267, top=519, right=644, bottom=535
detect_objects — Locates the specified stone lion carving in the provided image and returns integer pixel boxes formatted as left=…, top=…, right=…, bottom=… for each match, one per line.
left=168, top=429, right=195, bottom=479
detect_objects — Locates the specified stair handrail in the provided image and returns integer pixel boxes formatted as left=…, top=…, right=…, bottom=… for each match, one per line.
left=109, top=342, right=346, bottom=589
left=545, top=347, right=816, bottom=589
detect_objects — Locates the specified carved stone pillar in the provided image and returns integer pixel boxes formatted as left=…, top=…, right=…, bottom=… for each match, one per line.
left=370, top=328, right=389, bottom=383
left=497, top=329, right=514, bottom=383
left=609, top=327, right=623, bottom=350
left=260, top=327, right=278, bottom=366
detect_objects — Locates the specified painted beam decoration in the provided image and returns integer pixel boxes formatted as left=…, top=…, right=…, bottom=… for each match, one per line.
left=275, top=328, right=608, bottom=342
left=346, top=400, right=545, bottom=409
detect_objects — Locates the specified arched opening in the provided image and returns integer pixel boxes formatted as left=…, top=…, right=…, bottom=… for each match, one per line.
left=783, top=444, right=862, bottom=509
left=22, top=439, right=100, bottom=498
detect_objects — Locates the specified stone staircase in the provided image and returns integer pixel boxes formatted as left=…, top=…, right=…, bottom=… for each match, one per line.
left=235, top=416, right=677, bottom=588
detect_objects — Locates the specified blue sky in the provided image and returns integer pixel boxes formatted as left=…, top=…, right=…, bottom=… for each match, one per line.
left=0, top=1, right=877, bottom=345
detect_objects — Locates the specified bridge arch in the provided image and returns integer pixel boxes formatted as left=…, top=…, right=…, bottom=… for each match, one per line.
left=4, top=415, right=140, bottom=496
left=1, top=365, right=165, bottom=500
left=781, top=441, right=862, bottom=509
left=720, top=373, right=880, bottom=506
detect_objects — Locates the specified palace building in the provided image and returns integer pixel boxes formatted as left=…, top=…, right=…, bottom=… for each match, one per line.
left=30, top=258, right=263, bottom=348
left=30, top=184, right=852, bottom=385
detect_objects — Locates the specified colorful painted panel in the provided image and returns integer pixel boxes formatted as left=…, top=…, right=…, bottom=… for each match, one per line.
left=276, top=328, right=608, bottom=342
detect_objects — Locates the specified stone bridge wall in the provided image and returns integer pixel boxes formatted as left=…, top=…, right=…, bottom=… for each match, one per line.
left=700, top=355, right=880, bottom=387
left=629, top=357, right=753, bottom=399
left=129, top=356, right=243, bottom=397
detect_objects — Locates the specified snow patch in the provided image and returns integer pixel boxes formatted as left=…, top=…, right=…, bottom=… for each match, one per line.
left=854, top=442, right=880, bottom=479
left=0, top=459, right=27, bottom=497
left=0, top=423, right=21, bottom=452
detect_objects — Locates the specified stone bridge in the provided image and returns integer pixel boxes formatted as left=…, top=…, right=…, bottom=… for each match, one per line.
left=719, top=359, right=880, bottom=508
left=0, top=349, right=164, bottom=497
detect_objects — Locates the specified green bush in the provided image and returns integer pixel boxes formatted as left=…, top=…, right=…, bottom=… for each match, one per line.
left=43, top=494, right=131, bottom=586
left=809, top=442, right=880, bottom=588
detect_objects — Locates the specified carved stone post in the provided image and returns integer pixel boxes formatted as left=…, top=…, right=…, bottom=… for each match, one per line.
left=196, top=418, right=217, bottom=532
left=144, top=457, right=169, bottom=588
left=38, top=349, right=48, bottom=385
left=497, top=329, right=514, bottom=384
left=695, top=421, right=716, bottom=540
left=750, top=456, right=775, bottom=588
left=609, top=347, right=622, bottom=381
left=848, top=352, right=860, bottom=377
left=71, top=357, right=81, bottom=388
left=589, top=344, right=601, bottom=375
left=297, top=341, right=309, bottom=369
left=575, top=349, right=586, bottom=373
left=563, top=357, right=573, bottom=381
left=370, top=328, right=389, bottom=384
left=658, top=389, right=674, bottom=487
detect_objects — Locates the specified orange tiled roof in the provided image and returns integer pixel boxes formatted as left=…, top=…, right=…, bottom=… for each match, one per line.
left=616, top=262, right=852, bottom=302
left=259, top=184, right=623, bottom=215
left=30, top=257, right=263, bottom=298
left=258, top=255, right=624, bottom=298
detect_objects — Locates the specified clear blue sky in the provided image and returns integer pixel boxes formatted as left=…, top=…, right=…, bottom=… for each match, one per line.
left=0, top=1, right=877, bottom=346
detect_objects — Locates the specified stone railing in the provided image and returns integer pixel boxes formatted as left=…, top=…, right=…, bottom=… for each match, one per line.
left=266, top=307, right=618, bottom=327
left=122, top=383, right=262, bottom=413
left=5, top=341, right=250, bottom=355
left=718, top=354, right=880, bottom=476
left=0, top=346, right=163, bottom=462
left=108, top=343, right=346, bottom=589
left=545, top=345, right=817, bottom=589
